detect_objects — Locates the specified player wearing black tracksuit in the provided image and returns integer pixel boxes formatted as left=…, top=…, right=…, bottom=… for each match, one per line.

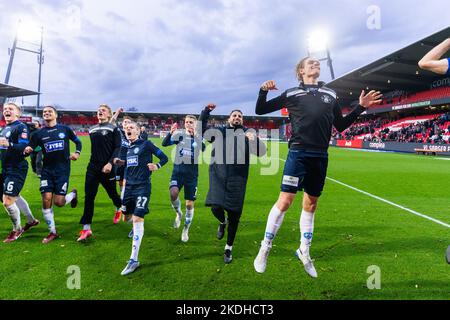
left=79, top=123, right=122, bottom=227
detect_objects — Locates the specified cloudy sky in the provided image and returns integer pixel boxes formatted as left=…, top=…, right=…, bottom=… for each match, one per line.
left=0, top=0, right=448, bottom=115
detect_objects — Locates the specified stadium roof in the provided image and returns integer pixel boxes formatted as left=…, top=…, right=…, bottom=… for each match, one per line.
left=328, top=26, right=450, bottom=104
left=0, top=83, right=39, bottom=98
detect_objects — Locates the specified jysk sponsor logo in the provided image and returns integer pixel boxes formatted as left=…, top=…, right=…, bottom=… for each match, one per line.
left=44, top=140, right=64, bottom=152
left=179, top=148, right=193, bottom=157
left=127, top=156, right=138, bottom=167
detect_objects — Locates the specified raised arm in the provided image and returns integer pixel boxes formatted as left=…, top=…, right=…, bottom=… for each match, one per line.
left=110, top=107, right=123, bottom=124
left=162, top=123, right=180, bottom=147
left=198, top=103, right=216, bottom=142
left=418, top=38, right=450, bottom=75
left=255, top=80, right=285, bottom=115
left=333, top=90, right=382, bottom=132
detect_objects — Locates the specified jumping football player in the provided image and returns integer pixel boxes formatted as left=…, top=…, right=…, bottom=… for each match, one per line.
left=24, top=106, right=82, bottom=243
left=119, top=121, right=168, bottom=275
left=161, top=115, right=205, bottom=242
left=253, top=57, right=382, bottom=277
left=0, top=103, right=39, bottom=243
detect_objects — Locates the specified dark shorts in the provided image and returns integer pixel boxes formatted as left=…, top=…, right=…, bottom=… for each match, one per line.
left=3, top=167, right=28, bottom=197
left=122, top=183, right=151, bottom=218
left=169, top=170, right=198, bottom=201
left=280, top=149, right=328, bottom=197
left=40, top=168, right=70, bottom=195
left=115, top=165, right=125, bottom=181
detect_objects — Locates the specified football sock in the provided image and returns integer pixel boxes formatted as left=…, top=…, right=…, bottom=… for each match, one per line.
left=185, top=208, right=194, bottom=227
left=171, top=198, right=182, bottom=215
left=300, top=210, right=315, bottom=256
left=225, top=244, right=232, bottom=251
left=263, top=204, right=286, bottom=247
left=83, top=224, right=91, bottom=231
left=16, top=196, right=35, bottom=223
left=6, top=204, right=21, bottom=231
left=42, top=208, right=56, bottom=234
left=130, top=221, right=144, bottom=261
left=64, top=191, right=76, bottom=206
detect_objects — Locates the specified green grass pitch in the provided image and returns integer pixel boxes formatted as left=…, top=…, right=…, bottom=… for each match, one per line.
left=0, top=137, right=448, bottom=300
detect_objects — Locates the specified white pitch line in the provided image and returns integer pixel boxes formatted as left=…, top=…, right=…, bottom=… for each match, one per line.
left=277, top=157, right=449, bottom=228
left=326, top=177, right=450, bottom=229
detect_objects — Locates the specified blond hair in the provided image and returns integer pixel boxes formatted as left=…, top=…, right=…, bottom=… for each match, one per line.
left=185, top=114, right=197, bottom=121
left=295, top=57, right=310, bottom=83
left=98, top=104, right=113, bottom=120
left=3, top=102, right=22, bottom=116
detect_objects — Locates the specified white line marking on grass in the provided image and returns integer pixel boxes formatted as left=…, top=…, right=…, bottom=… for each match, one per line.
left=326, top=177, right=450, bottom=229
left=435, top=157, right=450, bottom=161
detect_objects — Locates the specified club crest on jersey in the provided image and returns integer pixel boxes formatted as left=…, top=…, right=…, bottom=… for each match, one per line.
left=44, top=140, right=64, bottom=152
left=58, top=132, right=66, bottom=139
left=102, top=130, right=108, bottom=136
left=5, top=131, right=11, bottom=138
left=127, top=156, right=138, bottom=167
left=321, top=95, right=332, bottom=104
left=134, top=147, right=140, bottom=154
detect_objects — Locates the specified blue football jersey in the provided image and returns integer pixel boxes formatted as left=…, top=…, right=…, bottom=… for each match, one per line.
left=125, top=139, right=168, bottom=185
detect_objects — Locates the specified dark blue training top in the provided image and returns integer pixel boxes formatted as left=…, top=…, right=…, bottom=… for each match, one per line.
left=161, top=131, right=205, bottom=176
left=0, top=120, right=29, bottom=168
left=125, top=139, right=168, bottom=186
left=30, top=124, right=82, bottom=172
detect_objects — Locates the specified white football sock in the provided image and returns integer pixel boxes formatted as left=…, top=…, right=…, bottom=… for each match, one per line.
left=263, top=204, right=286, bottom=247
left=16, top=195, right=35, bottom=223
left=64, top=191, right=75, bottom=206
left=42, top=208, right=56, bottom=234
left=171, top=197, right=182, bottom=214
left=300, top=209, right=315, bottom=256
left=185, top=208, right=194, bottom=227
left=83, top=224, right=91, bottom=231
left=225, top=244, right=233, bottom=251
left=6, top=204, right=21, bottom=231
left=130, top=221, right=144, bottom=262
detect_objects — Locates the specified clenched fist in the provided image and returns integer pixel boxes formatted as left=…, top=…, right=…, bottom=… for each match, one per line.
left=261, top=80, right=278, bottom=91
